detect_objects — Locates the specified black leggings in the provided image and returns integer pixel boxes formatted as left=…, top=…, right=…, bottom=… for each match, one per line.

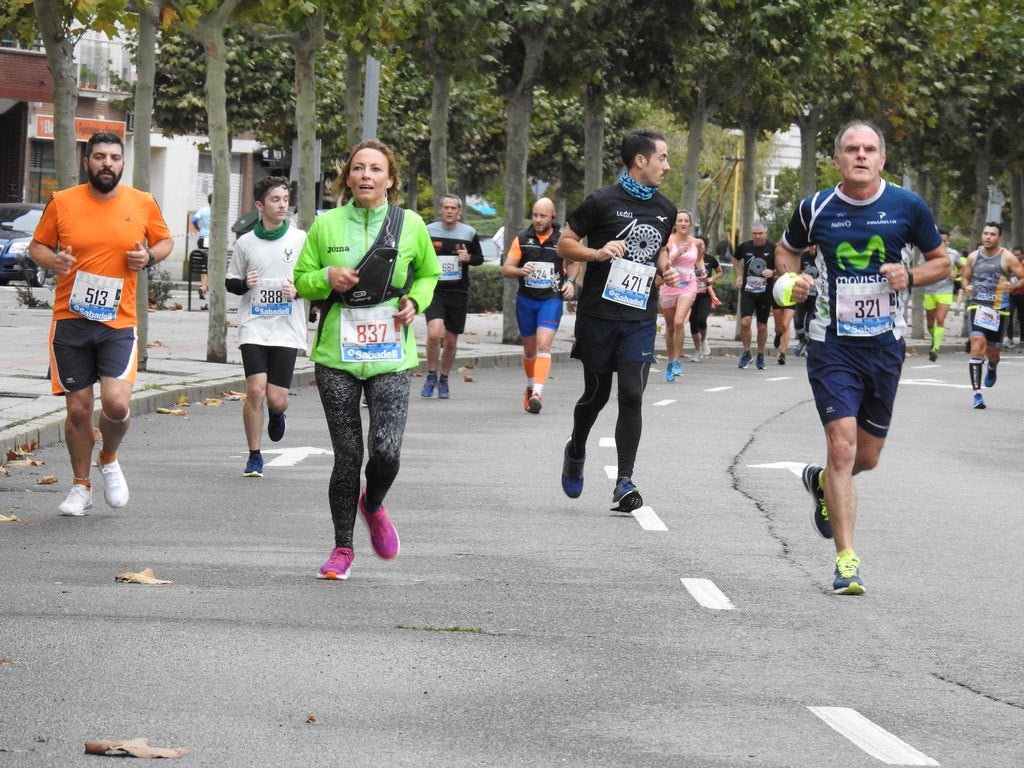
left=569, top=361, right=651, bottom=479
left=689, top=292, right=712, bottom=335
left=315, top=364, right=410, bottom=548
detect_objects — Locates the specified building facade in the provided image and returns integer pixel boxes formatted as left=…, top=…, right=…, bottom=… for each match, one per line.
left=0, top=30, right=271, bottom=273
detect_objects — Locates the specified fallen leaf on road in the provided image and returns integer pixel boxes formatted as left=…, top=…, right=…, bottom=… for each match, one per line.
left=6, top=441, right=38, bottom=461
left=306, top=713, right=317, bottom=724
left=84, top=738, right=187, bottom=758
left=201, top=398, right=223, bottom=407
left=458, top=363, right=476, bottom=371
left=0, top=513, right=20, bottom=523
left=5, top=459, right=45, bottom=467
left=37, top=476, right=58, bottom=485
left=115, top=568, right=172, bottom=585
left=0, top=466, right=9, bottom=477
left=463, top=376, right=474, bottom=382
left=175, top=394, right=190, bottom=406
left=154, top=407, right=187, bottom=416
left=147, top=340, right=164, bottom=348
left=219, top=390, right=246, bottom=400
left=0, top=658, right=13, bottom=665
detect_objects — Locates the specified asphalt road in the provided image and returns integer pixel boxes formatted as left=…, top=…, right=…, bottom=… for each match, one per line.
left=2, top=353, right=1023, bottom=766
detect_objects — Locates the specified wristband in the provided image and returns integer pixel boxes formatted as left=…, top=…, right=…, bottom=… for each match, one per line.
left=906, top=268, right=914, bottom=289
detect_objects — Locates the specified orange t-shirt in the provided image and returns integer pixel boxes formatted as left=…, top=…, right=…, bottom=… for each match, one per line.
left=34, top=184, right=172, bottom=328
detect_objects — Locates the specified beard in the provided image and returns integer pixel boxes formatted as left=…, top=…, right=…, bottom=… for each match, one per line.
left=87, top=166, right=123, bottom=194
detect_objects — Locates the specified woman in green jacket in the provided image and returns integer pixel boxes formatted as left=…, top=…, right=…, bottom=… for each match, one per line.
left=294, top=140, right=439, bottom=580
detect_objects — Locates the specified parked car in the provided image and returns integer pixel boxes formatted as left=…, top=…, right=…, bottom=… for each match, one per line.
left=0, top=203, right=46, bottom=286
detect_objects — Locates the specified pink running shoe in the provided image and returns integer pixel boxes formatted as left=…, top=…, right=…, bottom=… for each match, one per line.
left=359, top=489, right=400, bottom=560
left=317, top=547, right=354, bottom=580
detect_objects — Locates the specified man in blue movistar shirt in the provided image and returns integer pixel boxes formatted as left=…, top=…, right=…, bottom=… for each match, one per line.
left=775, top=120, right=949, bottom=595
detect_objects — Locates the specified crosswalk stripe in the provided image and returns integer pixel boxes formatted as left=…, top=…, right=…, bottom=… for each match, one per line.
left=808, top=707, right=938, bottom=765
left=631, top=506, right=667, bottom=531
left=680, top=578, right=735, bottom=610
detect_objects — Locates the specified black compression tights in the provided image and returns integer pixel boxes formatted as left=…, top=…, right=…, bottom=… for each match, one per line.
left=315, top=364, right=410, bottom=548
left=569, top=361, right=651, bottom=479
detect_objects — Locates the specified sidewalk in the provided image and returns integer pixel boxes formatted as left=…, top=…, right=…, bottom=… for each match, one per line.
left=0, top=285, right=966, bottom=456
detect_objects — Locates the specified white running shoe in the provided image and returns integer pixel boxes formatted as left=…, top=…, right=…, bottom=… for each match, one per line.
left=58, top=484, right=93, bottom=516
left=701, top=340, right=711, bottom=356
left=691, top=350, right=703, bottom=362
left=101, top=460, right=130, bottom=508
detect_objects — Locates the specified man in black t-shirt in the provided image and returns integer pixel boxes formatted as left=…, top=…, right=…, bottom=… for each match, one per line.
left=733, top=221, right=776, bottom=369
left=557, top=129, right=679, bottom=513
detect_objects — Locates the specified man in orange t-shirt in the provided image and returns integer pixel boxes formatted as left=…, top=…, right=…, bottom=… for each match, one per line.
left=28, top=131, right=173, bottom=517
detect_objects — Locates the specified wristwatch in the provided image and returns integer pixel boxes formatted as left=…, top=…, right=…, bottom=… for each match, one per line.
left=146, top=251, right=156, bottom=269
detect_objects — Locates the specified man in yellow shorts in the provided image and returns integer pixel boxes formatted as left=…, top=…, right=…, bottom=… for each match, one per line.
left=29, top=131, right=173, bottom=516
left=921, top=227, right=960, bottom=361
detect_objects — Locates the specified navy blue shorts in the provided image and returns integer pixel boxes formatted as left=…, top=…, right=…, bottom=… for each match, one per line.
left=516, top=294, right=564, bottom=337
left=804, top=338, right=905, bottom=438
left=570, top=314, right=655, bottom=373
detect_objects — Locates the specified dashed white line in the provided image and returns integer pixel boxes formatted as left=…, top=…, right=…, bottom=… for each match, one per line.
left=652, top=399, right=677, bottom=406
left=766, top=376, right=793, bottom=381
left=704, top=386, right=733, bottom=392
left=900, top=378, right=971, bottom=389
left=631, top=506, right=667, bottom=531
left=680, top=578, right=735, bottom=610
left=599, top=437, right=616, bottom=448
left=808, top=707, right=938, bottom=766
left=749, top=461, right=807, bottom=477
left=603, top=465, right=616, bottom=479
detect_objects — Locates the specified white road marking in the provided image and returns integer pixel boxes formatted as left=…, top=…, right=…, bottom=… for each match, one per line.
left=808, top=707, right=938, bottom=766
left=652, top=399, right=677, bottom=406
left=704, top=386, right=733, bottom=392
left=766, top=376, right=793, bottom=381
left=263, top=447, right=333, bottom=467
left=749, top=461, right=807, bottom=477
left=599, top=437, right=616, bottom=448
left=604, top=465, right=616, bottom=479
left=900, top=378, right=971, bottom=389
left=631, top=506, right=667, bottom=531
left=680, top=578, right=735, bottom=610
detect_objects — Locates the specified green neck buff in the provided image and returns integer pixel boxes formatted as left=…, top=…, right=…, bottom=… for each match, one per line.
left=254, top=219, right=289, bottom=241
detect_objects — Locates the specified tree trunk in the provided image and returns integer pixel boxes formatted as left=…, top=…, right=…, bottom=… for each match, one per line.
left=501, top=32, right=549, bottom=345
left=33, top=0, right=78, bottom=189
left=680, top=91, right=709, bottom=217
left=193, top=1, right=242, bottom=364
left=970, top=129, right=994, bottom=243
left=1009, top=170, right=1023, bottom=250
left=582, top=83, right=605, bottom=196
left=344, top=46, right=364, bottom=151
left=294, top=8, right=325, bottom=230
left=133, top=0, right=160, bottom=370
left=427, top=35, right=450, bottom=203
left=740, top=126, right=757, bottom=232
left=796, top=111, right=819, bottom=197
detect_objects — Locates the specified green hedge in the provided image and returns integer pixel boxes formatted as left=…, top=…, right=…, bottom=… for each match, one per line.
left=467, top=264, right=504, bottom=313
